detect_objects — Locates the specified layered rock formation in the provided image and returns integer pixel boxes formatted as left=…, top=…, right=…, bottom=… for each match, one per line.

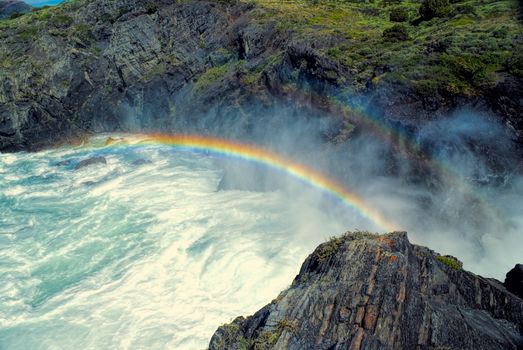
left=0, top=0, right=522, bottom=162
left=209, top=232, right=523, bottom=350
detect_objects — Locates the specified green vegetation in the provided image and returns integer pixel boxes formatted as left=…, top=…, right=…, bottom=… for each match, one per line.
left=315, top=236, right=344, bottom=262
left=315, top=231, right=377, bottom=262
left=254, top=331, right=280, bottom=349
left=383, top=24, right=409, bottom=42
left=215, top=322, right=251, bottom=350
left=16, top=25, right=38, bottom=40
left=419, top=0, right=451, bottom=20
left=252, top=318, right=296, bottom=349
left=49, top=13, right=73, bottom=27
left=72, top=23, right=94, bottom=43
left=276, top=318, right=297, bottom=333
left=436, top=255, right=463, bottom=270
left=246, top=0, right=522, bottom=97
left=194, top=64, right=230, bottom=91
left=508, top=48, right=523, bottom=77
left=0, top=0, right=520, bottom=103
left=389, top=6, right=409, bottom=22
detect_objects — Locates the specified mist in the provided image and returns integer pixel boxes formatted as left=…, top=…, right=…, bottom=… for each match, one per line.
left=119, top=100, right=523, bottom=281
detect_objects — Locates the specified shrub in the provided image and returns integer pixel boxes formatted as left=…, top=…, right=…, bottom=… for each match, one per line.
left=381, top=0, right=403, bottom=7
left=194, top=64, right=229, bottom=91
left=439, top=53, right=486, bottom=84
left=16, top=25, right=38, bottom=40
left=436, top=255, right=463, bottom=270
left=507, top=49, right=523, bottom=78
left=492, top=27, right=508, bottom=39
left=50, top=14, right=73, bottom=27
left=419, top=0, right=451, bottom=20
left=383, top=24, right=409, bottom=42
left=455, top=3, right=475, bottom=15
left=73, top=23, right=94, bottom=43
left=389, top=7, right=409, bottom=22
left=315, top=236, right=343, bottom=262
left=276, top=319, right=297, bottom=333
left=9, top=12, right=23, bottom=20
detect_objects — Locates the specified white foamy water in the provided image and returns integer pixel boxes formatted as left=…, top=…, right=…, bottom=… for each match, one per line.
left=0, top=135, right=371, bottom=349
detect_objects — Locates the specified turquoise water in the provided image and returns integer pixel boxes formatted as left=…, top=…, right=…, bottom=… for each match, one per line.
left=25, top=0, right=63, bottom=7
left=0, top=135, right=358, bottom=349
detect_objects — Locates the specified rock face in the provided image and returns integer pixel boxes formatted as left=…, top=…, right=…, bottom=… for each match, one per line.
left=209, top=232, right=523, bottom=350
left=0, top=0, right=522, bottom=163
left=0, top=0, right=30, bottom=19
left=505, top=264, right=523, bottom=300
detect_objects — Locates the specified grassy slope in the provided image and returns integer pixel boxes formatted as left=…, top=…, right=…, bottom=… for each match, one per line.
left=245, top=0, right=522, bottom=97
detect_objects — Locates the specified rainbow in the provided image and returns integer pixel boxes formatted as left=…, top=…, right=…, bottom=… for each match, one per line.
left=97, top=133, right=398, bottom=232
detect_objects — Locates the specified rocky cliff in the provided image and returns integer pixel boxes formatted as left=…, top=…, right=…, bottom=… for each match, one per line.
left=209, top=232, right=523, bottom=350
left=0, top=0, right=522, bottom=159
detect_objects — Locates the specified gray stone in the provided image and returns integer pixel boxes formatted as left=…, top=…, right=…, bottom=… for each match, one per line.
left=74, top=156, right=106, bottom=170
left=131, top=158, right=151, bottom=166
left=209, top=232, right=523, bottom=350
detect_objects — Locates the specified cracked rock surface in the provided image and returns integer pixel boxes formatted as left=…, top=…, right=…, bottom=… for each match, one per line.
left=209, top=232, right=523, bottom=350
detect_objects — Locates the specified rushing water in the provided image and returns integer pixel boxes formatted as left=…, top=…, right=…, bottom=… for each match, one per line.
left=0, top=135, right=367, bottom=349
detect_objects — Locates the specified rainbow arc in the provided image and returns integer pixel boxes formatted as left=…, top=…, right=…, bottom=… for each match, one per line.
left=99, top=133, right=398, bottom=232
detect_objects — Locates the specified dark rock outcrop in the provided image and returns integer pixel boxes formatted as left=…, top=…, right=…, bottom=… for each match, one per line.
left=74, top=156, right=106, bottom=170
left=505, top=264, right=523, bottom=300
left=0, top=0, right=30, bottom=19
left=209, top=232, right=523, bottom=350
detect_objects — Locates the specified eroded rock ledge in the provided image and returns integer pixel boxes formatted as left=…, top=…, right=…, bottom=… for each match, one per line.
left=209, top=231, right=523, bottom=350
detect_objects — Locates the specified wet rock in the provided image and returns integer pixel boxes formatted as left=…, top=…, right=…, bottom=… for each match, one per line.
left=105, top=137, right=126, bottom=146
left=74, top=156, right=107, bottom=170
left=55, top=159, right=75, bottom=166
left=209, top=232, right=523, bottom=350
left=504, top=264, right=523, bottom=300
left=132, top=158, right=151, bottom=166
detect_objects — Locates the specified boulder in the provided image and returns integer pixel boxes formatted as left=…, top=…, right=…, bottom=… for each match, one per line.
left=132, top=158, right=151, bottom=166
left=55, top=159, right=75, bottom=166
left=74, top=156, right=107, bottom=170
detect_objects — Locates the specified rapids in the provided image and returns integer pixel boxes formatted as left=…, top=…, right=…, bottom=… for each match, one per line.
left=0, top=134, right=369, bottom=349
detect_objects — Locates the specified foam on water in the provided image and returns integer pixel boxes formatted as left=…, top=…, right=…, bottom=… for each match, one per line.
left=0, top=135, right=359, bottom=349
